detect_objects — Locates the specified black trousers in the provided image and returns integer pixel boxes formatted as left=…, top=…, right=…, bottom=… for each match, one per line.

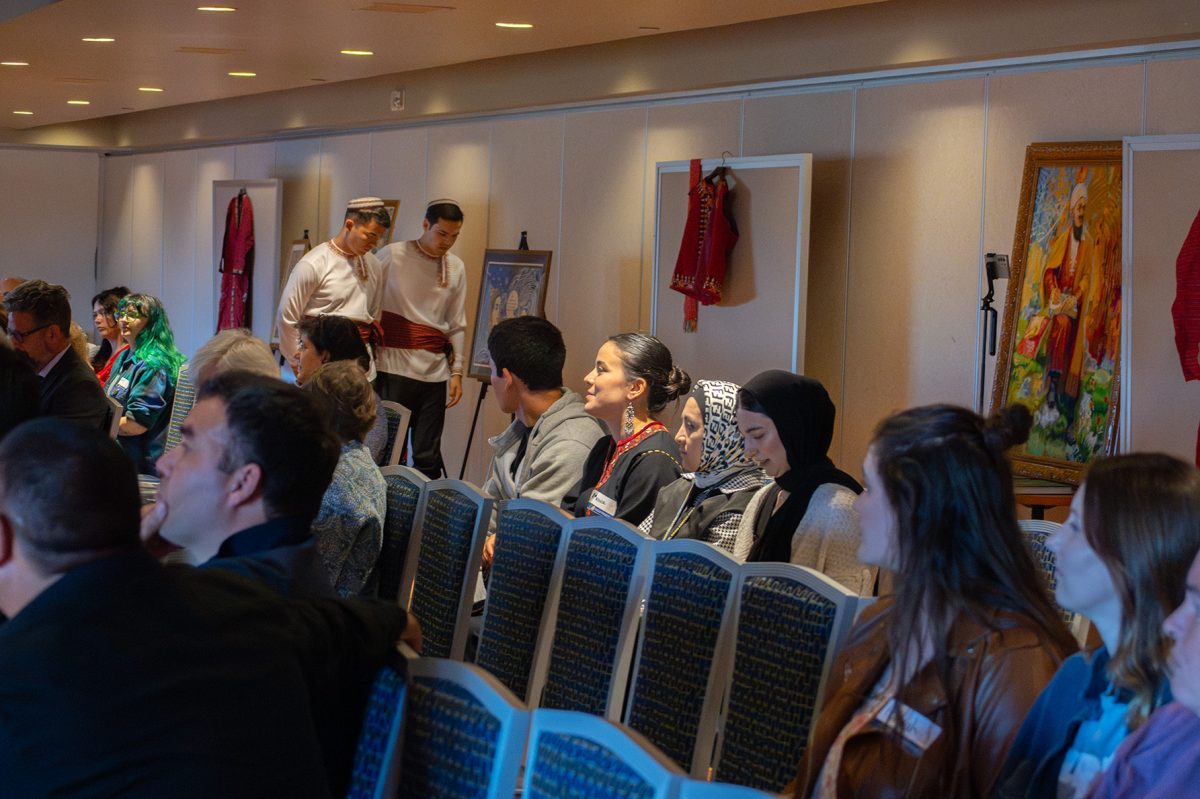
left=375, top=372, right=447, bottom=479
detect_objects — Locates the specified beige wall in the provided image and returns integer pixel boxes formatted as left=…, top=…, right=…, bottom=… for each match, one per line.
left=84, top=51, right=1200, bottom=486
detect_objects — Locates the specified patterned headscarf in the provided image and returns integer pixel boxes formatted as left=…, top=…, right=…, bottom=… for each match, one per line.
left=687, top=379, right=757, bottom=488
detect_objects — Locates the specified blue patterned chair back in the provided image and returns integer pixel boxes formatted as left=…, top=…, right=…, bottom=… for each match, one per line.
left=346, top=659, right=407, bottom=799
left=1018, top=519, right=1088, bottom=642
left=524, top=709, right=684, bottom=799
left=476, top=499, right=571, bottom=703
left=377, top=466, right=429, bottom=603
left=540, top=517, right=650, bottom=719
left=679, top=779, right=775, bottom=798
left=380, top=400, right=411, bottom=467
left=712, top=564, right=858, bottom=792
left=402, top=479, right=491, bottom=660
left=624, top=541, right=737, bottom=776
left=163, top=362, right=195, bottom=453
left=398, top=657, right=530, bottom=799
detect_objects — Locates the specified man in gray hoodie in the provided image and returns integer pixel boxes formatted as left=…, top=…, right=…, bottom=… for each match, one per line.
left=480, top=316, right=605, bottom=566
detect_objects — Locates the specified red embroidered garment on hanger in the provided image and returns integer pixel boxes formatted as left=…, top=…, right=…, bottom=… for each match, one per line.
left=670, top=159, right=739, bottom=331
left=217, top=190, right=254, bottom=331
left=1171, top=205, right=1200, bottom=466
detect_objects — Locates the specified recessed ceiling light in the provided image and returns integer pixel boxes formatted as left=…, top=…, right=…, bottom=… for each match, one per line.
left=197, top=5, right=237, bottom=10
left=67, top=100, right=90, bottom=105
left=12, top=110, right=33, bottom=115
left=227, top=71, right=256, bottom=77
left=81, top=37, right=115, bottom=43
left=495, top=22, right=533, bottom=29
left=138, top=87, right=164, bottom=92
left=1, top=61, right=30, bottom=66
left=340, top=50, right=374, bottom=56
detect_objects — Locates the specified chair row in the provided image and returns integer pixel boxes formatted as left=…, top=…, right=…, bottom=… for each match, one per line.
left=348, top=655, right=777, bottom=799
left=373, top=470, right=862, bottom=792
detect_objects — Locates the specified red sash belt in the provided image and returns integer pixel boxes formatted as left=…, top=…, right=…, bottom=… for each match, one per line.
left=380, top=310, right=450, bottom=354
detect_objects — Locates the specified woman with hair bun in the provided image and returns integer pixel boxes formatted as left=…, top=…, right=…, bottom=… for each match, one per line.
left=733, top=371, right=873, bottom=591
left=792, top=404, right=1077, bottom=799
left=566, top=332, right=690, bottom=526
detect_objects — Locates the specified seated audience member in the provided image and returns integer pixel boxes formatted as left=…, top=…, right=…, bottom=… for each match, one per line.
left=792, top=404, right=1077, bottom=799
left=639, top=379, right=767, bottom=554
left=90, top=285, right=130, bottom=382
left=106, top=293, right=185, bottom=475
left=3, top=279, right=109, bottom=432
left=303, top=361, right=386, bottom=597
left=998, top=454, right=1200, bottom=798
left=1084, top=531, right=1200, bottom=798
left=565, top=332, right=689, bottom=525
left=0, top=419, right=411, bottom=798
left=0, top=345, right=40, bottom=440
left=143, top=371, right=340, bottom=597
left=733, top=370, right=874, bottom=593
left=189, top=328, right=280, bottom=384
left=296, top=314, right=387, bottom=463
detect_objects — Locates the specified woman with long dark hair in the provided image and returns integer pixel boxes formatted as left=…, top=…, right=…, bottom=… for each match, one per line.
left=998, top=453, right=1200, bottom=798
left=793, top=404, right=1077, bottom=798
left=90, top=285, right=129, bottom=385
left=565, top=332, right=690, bottom=525
left=105, top=293, right=184, bottom=475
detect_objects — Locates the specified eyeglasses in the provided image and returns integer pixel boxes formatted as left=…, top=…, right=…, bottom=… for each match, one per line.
left=7, top=322, right=51, bottom=344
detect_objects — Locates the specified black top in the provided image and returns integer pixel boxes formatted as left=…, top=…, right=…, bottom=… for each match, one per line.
left=0, top=550, right=406, bottom=798
left=203, top=515, right=334, bottom=598
left=567, top=426, right=681, bottom=526
left=39, top=345, right=111, bottom=432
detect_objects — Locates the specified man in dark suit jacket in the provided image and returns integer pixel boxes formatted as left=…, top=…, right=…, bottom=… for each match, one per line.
left=0, top=419, right=412, bottom=798
left=3, top=279, right=110, bottom=432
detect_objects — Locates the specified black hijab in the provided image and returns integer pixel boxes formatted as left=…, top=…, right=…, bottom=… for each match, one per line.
left=740, top=370, right=862, bottom=562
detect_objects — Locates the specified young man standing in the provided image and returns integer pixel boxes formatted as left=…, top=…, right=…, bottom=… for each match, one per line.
left=375, top=200, right=468, bottom=478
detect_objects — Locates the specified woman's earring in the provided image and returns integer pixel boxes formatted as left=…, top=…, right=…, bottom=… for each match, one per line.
left=622, top=402, right=636, bottom=437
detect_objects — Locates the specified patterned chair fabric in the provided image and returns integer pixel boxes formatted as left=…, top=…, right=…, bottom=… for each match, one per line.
left=380, top=400, right=411, bottom=467
left=1018, top=519, right=1076, bottom=625
left=540, top=519, right=649, bottom=718
left=163, top=362, right=195, bottom=453
left=625, top=543, right=737, bottom=775
left=713, top=566, right=856, bottom=792
left=679, top=779, right=776, bottom=798
left=398, top=658, right=529, bottom=799
left=378, top=466, right=428, bottom=603
left=405, top=480, right=491, bottom=660
left=346, top=661, right=407, bottom=799
left=476, top=500, right=570, bottom=702
left=524, top=709, right=683, bottom=799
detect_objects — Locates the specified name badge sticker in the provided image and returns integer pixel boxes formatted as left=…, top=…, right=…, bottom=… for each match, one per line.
left=876, top=698, right=942, bottom=755
left=587, top=490, right=618, bottom=518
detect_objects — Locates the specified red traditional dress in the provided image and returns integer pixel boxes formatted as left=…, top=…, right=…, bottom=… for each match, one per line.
left=217, top=190, right=254, bottom=331
left=670, top=159, right=738, bottom=331
left=1172, top=206, right=1200, bottom=465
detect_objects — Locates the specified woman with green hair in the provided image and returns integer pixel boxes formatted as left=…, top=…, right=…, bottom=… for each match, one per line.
left=105, top=293, right=185, bottom=475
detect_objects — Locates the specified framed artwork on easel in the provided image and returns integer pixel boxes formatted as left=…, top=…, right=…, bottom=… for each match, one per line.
left=466, top=248, right=553, bottom=381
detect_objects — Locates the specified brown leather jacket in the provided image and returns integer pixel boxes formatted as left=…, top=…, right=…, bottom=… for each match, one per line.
left=794, top=598, right=1075, bottom=798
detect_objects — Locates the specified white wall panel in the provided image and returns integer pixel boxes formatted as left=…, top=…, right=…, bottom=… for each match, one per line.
left=274, top=137, right=323, bottom=314
left=425, top=122, right=493, bottom=483
left=559, top=107, right=649, bottom=394
left=368, top=127, right=428, bottom=245
left=234, top=142, right=276, bottom=180
left=160, top=149, right=199, bottom=357
left=128, top=155, right=165, bottom=298
left=98, top=155, right=134, bottom=294
left=318, top=133, right=372, bottom=243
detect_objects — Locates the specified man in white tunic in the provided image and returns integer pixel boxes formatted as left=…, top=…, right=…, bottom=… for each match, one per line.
left=276, top=197, right=391, bottom=378
left=376, top=200, right=467, bottom=478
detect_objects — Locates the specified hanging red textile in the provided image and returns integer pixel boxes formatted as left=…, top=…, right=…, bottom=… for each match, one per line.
left=670, top=159, right=739, bottom=331
left=217, top=190, right=254, bottom=331
left=1171, top=206, right=1200, bottom=466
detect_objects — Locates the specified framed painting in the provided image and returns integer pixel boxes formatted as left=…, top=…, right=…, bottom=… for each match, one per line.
left=991, top=141, right=1122, bottom=483
left=466, top=249, right=553, bottom=381
left=376, top=199, right=401, bottom=251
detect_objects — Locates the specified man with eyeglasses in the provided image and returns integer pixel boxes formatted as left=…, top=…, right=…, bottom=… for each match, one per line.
left=375, top=199, right=468, bottom=478
left=276, top=197, right=391, bottom=380
left=3, top=279, right=109, bottom=432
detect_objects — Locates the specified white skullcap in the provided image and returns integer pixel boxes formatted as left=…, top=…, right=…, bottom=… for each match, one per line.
left=426, top=198, right=461, bottom=211
left=346, top=196, right=385, bottom=210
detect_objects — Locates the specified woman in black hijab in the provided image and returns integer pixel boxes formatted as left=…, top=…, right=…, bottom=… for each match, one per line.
left=732, top=370, right=875, bottom=595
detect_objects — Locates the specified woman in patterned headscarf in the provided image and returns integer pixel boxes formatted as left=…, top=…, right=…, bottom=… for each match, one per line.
left=639, top=379, right=767, bottom=555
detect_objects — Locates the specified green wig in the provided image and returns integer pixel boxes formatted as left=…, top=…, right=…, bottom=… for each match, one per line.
left=117, top=294, right=185, bottom=377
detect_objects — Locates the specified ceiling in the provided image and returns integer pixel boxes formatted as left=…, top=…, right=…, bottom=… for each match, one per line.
left=0, top=0, right=889, bottom=131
